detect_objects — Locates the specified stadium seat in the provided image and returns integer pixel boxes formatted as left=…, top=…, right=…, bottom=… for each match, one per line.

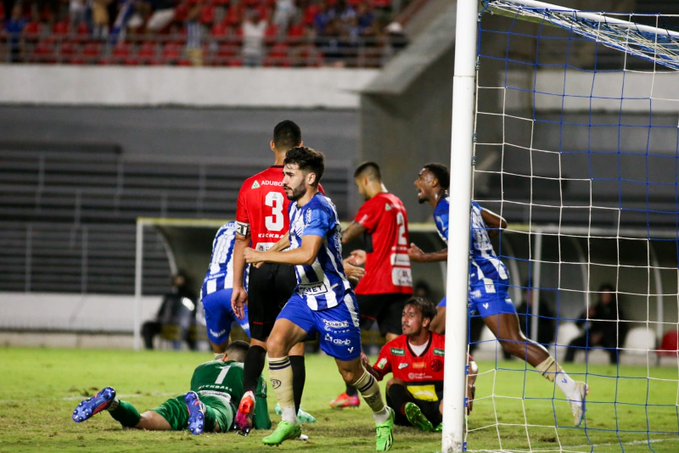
left=32, top=38, right=57, bottom=63
left=551, top=321, right=580, bottom=358
left=659, top=330, right=679, bottom=357
left=161, top=41, right=184, bottom=64
left=53, top=20, right=70, bottom=36
left=137, top=41, right=159, bottom=65
left=623, top=326, right=656, bottom=355
left=82, top=42, right=104, bottom=64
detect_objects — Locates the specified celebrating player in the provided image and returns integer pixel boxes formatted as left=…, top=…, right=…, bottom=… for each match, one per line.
left=243, top=147, right=395, bottom=451
left=367, top=297, right=477, bottom=431
left=331, top=161, right=414, bottom=409
left=72, top=341, right=270, bottom=434
left=407, top=162, right=588, bottom=426
left=230, top=120, right=308, bottom=434
left=201, top=221, right=251, bottom=352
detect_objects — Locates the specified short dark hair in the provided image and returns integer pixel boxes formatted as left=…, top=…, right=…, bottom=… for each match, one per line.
left=224, top=340, right=250, bottom=362
left=353, top=161, right=381, bottom=180
left=405, top=296, right=438, bottom=321
left=284, top=146, right=325, bottom=185
left=423, top=163, right=450, bottom=190
left=273, top=120, right=302, bottom=152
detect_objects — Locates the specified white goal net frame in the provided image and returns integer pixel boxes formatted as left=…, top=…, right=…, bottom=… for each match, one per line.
left=443, top=1, right=679, bottom=452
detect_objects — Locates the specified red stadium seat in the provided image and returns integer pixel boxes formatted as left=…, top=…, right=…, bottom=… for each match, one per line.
left=32, top=38, right=57, bottom=63
left=659, top=331, right=679, bottom=357
left=161, top=41, right=184, bottom=64
left=82, top=41, right=104, bottom=64
left=53, top=20, right=70, bottom=36
left=138, top=41, right=159, bottom=65
left=110, top=42, right=134, bottom=65
left=264, top=43, right=291, bottom=67
left=201, top=5, right=215, bottom=25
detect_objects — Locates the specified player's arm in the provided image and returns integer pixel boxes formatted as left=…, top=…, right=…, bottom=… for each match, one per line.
left=481, top=207, right=507, bottom=238
left=407, top=243, right=448, bottom=263
left=268, top=234, right=291, bottom=252
left=341, top=221, right=366, bottom=245
left=231, top=222, right=250, bottom=320
left=244, top=235, right=323, bottom=266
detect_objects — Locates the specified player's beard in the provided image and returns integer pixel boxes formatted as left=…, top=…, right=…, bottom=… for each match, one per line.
left=285, top=184, right=307, bottom=201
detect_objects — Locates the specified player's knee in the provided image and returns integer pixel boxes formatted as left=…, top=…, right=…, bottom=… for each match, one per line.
left=265, top=334, right=289, bottom=357
left=386, top=378, right=405, bottom=390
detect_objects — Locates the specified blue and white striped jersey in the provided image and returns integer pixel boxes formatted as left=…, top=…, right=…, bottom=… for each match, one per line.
left=288, top=193, right=352, bottom=311
left=434, top=198, right=508, bottom=283
left=201, top=222, right=241, bottom=297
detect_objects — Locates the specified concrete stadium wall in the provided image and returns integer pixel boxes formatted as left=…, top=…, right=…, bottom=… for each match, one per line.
left=0, top=66, right=377, bottom=108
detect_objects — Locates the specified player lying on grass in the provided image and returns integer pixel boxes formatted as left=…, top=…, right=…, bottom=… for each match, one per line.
left=408, top=162, right=588, bottom=426
left=241, top=146, right=395, bottom=451
left=72, top=341, right=271, bottom=435
left=365, top=297, right=478, bottom=431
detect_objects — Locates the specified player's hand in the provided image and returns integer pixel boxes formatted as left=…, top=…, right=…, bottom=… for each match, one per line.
left=243, top=247, right=263, bottom=265
left=343, top=259, right=366, bottom=284
left=231, top=286, right=249, bottom=320
left=347, top=249, right=367, bottom=267
left=407, top=243, right=426, bottom=262
left=360, top=351, right=371, bottom=368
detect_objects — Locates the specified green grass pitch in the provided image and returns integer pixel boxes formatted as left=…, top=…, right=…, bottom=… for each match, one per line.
left=1, top=347, right=678, bottom=452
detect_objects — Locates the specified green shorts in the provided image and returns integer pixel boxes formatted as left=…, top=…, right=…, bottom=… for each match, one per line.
left=153, top=394, right=235, bottom=432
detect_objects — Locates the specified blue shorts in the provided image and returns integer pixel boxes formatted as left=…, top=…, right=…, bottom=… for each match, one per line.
left=202, top=289, right=251, bottom=345
left=278, top=293, right=362, bottom=362
left=468, top=276, right=516, bottom=318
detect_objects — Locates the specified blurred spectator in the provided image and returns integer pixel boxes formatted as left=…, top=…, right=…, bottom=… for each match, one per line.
left=92, top=0, right=112, bottom=38
left=565, top=283, right=626, bottom=365
left=141, top=272, right=198, bottom=351
left=516, top=281, right=555, bottom=348
left=5, top=3, right=26, bottom=63
left=241, top=9, right=266, bottom=67
left=69, top=0, right=89, bottom=35
left=185, top=3, right=203, bottom=65
left=145, top=0, right=176, bottom=32
left=272, top=0, right=295, bottom=38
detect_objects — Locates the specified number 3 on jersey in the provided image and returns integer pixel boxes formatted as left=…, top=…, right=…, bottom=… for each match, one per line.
left=265, top=192, right=285, bottom=232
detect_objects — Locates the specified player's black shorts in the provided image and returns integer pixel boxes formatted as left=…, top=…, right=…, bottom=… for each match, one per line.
left=247, top=263, right=297, bottom=341
left=357, top=293, right=410, bottom=337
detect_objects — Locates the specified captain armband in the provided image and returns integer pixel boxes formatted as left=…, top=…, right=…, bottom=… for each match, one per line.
left=236, top=221, right=251, bottom=238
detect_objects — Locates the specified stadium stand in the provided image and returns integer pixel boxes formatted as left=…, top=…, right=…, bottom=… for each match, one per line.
left=0, top=0, right=412, bottom=67
left=0, top=141, right=351, bottom=295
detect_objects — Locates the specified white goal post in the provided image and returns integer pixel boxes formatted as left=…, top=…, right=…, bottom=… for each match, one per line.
left=443, top=0, right=679, bottom=452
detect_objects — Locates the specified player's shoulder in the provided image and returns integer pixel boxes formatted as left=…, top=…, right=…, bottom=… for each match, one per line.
left=431, top=332, right=446, bottom=347
left=383, top=334, right=408, bottom=353
left=241, top=167, right=284, bottom=190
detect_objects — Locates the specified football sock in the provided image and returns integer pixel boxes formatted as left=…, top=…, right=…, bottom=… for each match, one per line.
left=289, top=354, right=306, bottom=414
left=345, top=384, right=358, bottom=397
left=353, top=368, right=389, bottom=424
left=203, top=406, right=217, bottom=432
left=109, top=400, right=141, bottom=428
left=536, top=356, right=577, bottom=396
left=268, top=356, right=297, bottom=424
left=243, top=345, right=266, bottom=392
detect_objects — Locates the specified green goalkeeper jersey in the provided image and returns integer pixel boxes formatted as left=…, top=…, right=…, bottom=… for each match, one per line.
left=190, top=359, right=271, bottom=429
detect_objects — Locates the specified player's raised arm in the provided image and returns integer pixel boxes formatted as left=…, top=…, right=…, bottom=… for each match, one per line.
left=480, top=206, right=507, bottom=238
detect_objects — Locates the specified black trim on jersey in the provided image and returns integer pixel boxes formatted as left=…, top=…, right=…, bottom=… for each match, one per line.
left=406, top=333, right=433, bottom=358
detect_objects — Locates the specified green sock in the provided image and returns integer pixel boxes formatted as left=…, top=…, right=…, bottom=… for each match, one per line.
left=109, top=400, right=141, bottom=428
left=203, top=406, right=216, bottom=432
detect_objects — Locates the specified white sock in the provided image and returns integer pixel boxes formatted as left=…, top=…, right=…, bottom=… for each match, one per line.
left=535, top=356, right=577, bottom=397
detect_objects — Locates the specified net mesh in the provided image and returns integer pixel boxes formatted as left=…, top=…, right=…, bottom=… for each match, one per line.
left=465, top=1, right=679, bottom=451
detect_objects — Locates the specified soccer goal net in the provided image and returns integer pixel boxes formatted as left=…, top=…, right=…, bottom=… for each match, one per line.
left=450, top=0, right=679, bottom=451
